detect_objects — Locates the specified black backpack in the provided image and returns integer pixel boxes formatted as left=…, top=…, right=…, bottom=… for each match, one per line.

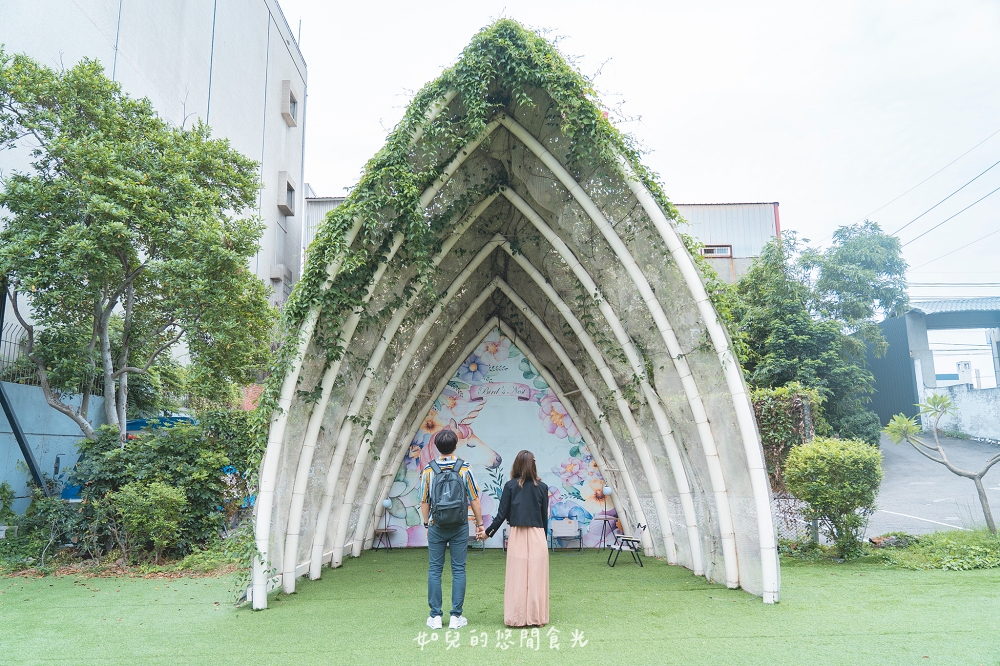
left=429, top=459, right=468, bottom=527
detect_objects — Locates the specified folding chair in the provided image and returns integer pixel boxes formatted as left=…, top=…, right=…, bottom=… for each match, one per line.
left=607, top=523, right=646, bottom=567
left=549, top=518, right=583, bottom=552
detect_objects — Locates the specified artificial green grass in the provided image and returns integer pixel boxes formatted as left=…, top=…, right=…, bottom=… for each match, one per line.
left=2, top=549, right=999, bottom=665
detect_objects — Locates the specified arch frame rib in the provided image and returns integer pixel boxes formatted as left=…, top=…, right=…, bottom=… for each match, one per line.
left=500, top=188, right=703, bottom=565
left=282, top=193, right=500, bottom=590
left=307, top=235, right=506, bottom=575
left=351, top=287, right=505, bottom=556
left=339, top=276, right=636, bottom=561
left=616, top=158, right=780, bottom=603
left=366, top=315, right=502, bottom=550
left=253, top=92, right=463, bottom=607
left=497, top=115, right=740, bottom=587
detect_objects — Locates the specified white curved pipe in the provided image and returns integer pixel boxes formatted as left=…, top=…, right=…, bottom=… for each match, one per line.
left=282, top=194, right=499, bottom=590
left=500, top=189, right=694, bottom=562
left=498, top=116, right=740, bottom=587
left=345, top=277, right=639, bottom=558
left=366, top=316, right=500, bottom=550
left=308, top=235, right=506, bottom=574
left=617, top=158, right=779, bottom=602
left=494, top=316, right=633, bottom=544
left=253, top=92, right=460, bottom=607
left=280, top=232, right=404, bottom=592
left=252, top=218, right=363, bottom=608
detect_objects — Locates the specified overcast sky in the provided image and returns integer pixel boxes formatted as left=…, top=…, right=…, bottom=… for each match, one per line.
left=279, top=0, right=1000, bottom=303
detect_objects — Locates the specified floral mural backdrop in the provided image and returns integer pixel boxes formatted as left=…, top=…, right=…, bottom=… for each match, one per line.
left=383, top=328, right=617, bottom=548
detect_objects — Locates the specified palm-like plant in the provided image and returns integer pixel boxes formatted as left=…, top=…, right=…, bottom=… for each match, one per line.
left=885, top=394, right=1000, bottom=534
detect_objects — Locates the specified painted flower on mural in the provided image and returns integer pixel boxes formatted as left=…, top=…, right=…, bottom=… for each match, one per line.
left=579, top=478, right=610, bottom=515
left=458, top=353, right=488, bottom=384
left=555, top=457, right=587, bottom=485
left=478, top=329, right=512, bottom=364
left=420, top=410, right=444, bottom=437
left=439, top=387, right=471, bottom=419
left=405, top=442, right=423, bottom=469
left=538, top=392, right=579, bottom=439
left=550, top=499, right=592, bottom=523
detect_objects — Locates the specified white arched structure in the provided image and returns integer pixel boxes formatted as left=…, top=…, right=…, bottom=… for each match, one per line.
left=251, top=23, right=779, bottom=609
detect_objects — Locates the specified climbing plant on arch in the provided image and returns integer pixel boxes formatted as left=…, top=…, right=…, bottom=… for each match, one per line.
left=251, top=19, right=779, bottom=609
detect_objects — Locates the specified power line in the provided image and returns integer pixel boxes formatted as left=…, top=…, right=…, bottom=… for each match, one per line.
left=901, top=184, right=1000, bottom=247
left=909, top=282, right=1000, bottom=287
left=890, top=158, right=1000, bottom=235
left=865, top=127, right=1000, bottom=222
left=911, top=227, right=1000, bottom=269
left=812, top=127, right=1000, bottom=246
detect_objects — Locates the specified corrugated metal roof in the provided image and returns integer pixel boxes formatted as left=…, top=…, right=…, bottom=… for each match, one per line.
left=673, top=203, right=778, bottom=258
left=910, top=297, right=1000, bottom=314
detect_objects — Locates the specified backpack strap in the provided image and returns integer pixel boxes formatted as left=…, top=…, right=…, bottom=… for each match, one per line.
left=454, top=459, right=467, bottom=499
left=427, top=460, right=441, bottom=506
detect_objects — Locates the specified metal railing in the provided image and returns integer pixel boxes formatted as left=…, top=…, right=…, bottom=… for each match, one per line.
left=0, top=322, right=103, bottom=396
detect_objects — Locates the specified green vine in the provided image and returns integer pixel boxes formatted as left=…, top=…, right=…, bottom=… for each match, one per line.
left=251, top=19, right=726, bottom=483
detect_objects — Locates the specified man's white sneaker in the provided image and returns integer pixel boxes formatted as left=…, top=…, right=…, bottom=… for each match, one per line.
left=426, top=616, right=442, bottom=630
left=448, top=615, right=468, bottom=630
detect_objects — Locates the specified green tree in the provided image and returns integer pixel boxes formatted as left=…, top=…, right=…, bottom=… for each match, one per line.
left=0, top=50, right=275, bottom=441
left=735, top=224, right=907, bottom=444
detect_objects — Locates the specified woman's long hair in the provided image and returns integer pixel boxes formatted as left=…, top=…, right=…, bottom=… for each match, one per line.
left=511, top=450, right=540, bottom=488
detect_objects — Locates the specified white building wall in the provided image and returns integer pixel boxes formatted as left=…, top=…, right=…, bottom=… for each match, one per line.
left=925, top=384, right=1000, bottom=441
left=303, top=192, right=344, bottom=256
left=0, top=0, right=306, bottom=307
left=674, top=202, right=780, bottom=282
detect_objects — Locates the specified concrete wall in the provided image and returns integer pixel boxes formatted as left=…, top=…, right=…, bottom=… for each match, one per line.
left=924, top=384, right=1000, bottom=441
left=0, top=0, right=307, bottom=307
left=0, top=383, right=106, bottom=514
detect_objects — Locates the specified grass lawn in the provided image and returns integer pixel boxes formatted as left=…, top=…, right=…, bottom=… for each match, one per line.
left=2, top=548, right=999, bottom=665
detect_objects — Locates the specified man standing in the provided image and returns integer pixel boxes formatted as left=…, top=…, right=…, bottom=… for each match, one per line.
left=420, top=429, right=485, bottom=630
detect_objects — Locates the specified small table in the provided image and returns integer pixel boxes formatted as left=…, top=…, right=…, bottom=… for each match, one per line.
left=593, top=516, right=617, bottom=551
left=373, top=526, right=396, bottom=551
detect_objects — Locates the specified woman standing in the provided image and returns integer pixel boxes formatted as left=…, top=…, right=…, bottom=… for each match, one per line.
left=485, top=450, right=549, bottom=627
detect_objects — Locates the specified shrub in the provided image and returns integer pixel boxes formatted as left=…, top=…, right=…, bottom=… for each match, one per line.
left=832, top=409, right=882, bottom=446
left=109, top=481, right=187, bottom=564
left=785, top=436, right=883, bottom=559
left=71, top=421, right=229, bottom=551
left=0, top=489, right=83, bottom=570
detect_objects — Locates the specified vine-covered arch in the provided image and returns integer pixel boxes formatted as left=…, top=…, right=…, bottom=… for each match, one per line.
left=251, top=19, right=779, bottom=609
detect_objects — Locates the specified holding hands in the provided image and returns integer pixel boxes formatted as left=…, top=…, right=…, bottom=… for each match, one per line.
left=475, top=525, right=487, bottom=541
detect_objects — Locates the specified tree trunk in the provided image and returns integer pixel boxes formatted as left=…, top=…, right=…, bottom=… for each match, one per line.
left=973, top=475, right=996, bottom=534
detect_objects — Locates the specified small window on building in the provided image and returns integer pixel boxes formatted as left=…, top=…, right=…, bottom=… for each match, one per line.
left=700, top=245, right=732, bottom=257
left=281, top=80, right=299, bottom=127
left=277, top=171, right=296, bottom=215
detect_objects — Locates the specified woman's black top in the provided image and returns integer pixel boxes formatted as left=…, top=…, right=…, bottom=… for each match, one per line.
left=485, top=478, right=549, bottom=538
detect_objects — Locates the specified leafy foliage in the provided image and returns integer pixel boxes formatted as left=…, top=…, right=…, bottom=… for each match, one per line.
left=0, top=49, right=274, bottom=441
left=108, top=481, right=187, bottom=564
left=734, top=225, right=906, bottom=444
left=785, top=436, right=883, bottom=559
left=877, top=528, right=1000, bottom=570
left=253, top=19, right=711, bottom=478
left=71, top=423, right=229, bottom=551
left=751, top=383, right=824, bottom=493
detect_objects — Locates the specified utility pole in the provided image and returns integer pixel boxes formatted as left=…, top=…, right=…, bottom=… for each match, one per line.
left=0, top=278, right=50, bottom=496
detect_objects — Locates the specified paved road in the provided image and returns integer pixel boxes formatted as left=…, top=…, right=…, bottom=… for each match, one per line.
left=867, top=432, right=1000, bottom=536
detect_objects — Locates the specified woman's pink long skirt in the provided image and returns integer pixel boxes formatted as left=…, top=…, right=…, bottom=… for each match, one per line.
left=504, top=526, right=549, bottom=626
